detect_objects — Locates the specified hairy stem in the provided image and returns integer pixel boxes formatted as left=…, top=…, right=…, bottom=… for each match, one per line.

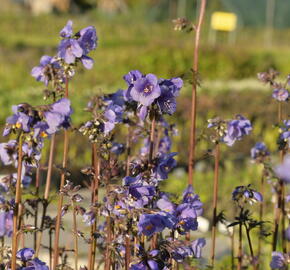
left=187, top=0, right=207, bottom=186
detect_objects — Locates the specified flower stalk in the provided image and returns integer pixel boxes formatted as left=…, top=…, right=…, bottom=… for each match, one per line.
left=11, top=134, right=23, bottom=270
left=188, top=0, right=207, bottom=186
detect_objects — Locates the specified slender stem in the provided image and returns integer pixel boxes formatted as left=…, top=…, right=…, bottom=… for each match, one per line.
left=187, top=0, right=207, bottom=186
left=126, top=127, right=132, bottom=176
left=0, top=237, right=4, bottom=263
left=104, top=217, right=112, bottom=270
left=11, top=135, right=23, bottom=270
left=148, top=115, right=156, bottom=165
left=72, top=202, right=79, bottom=270
left=49, top=229, right=53, bottom=269
left=52, top=77, right=70, bottom=269
left=244, top=223, right=254, bottom=258
left=238, top=218, right=243, bottom=270
left=125, top=235, right=131, bottom=270
left=125, top=126, right=132, bottom=270
left=104, top=154, right=112, bottom=270
left=257, top=168, right=265, bottom=258
left=34, top=167, right=40, bottom=251
left=231, top=228, right=235, bottom=270
left=210, top=142, right=220, bottom=267
left=88, top=143, right=99, bottom=270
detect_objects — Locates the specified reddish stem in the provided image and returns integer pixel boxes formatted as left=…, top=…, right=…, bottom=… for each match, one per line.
left=187, top=0, right=207, bottom=186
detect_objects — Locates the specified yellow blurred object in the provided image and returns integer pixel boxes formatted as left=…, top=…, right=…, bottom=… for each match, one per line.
left=211, top=12, right=237, bottom=32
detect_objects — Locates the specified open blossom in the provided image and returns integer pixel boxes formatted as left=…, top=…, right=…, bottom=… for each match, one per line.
left=275, top=155, right=290, bottom=183
left=272, top=88, right=289, bottom=101
left=223, top=115, right=252, bottom=146
left=130, top=73, right=161, bottom=106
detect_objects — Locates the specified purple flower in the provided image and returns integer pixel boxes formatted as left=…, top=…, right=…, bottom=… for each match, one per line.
left=275, top=155, right=290, bottom=183
left=280, top=120, right=290, bottom=146
left=0, top=140, right=17, bottom=165
left=191, top=238, right=206, bottom=258
left=44, top=98, right=72, bottom=134
left=172, top=245, right=192, bottom=262
left=130, top=74, right=161, bottom=106
left=154, top=153, right=177, bottom=180
left=123, top=70, right=143, bottom=101
left=0, top=210, right=13, bottom=237
left=103, top=104, right=123, bottom=135
left=31, top=56, right=61, bottom=86
left=16, top=248, right=35, bottom=261
left=250, top=142, right=270, bottom=160
left=58, top=38, right=83, bottom=64
left=272, top=88, right=289, bottom=101
left=77, top=26, right=98, bottom=55
left=158, top=136, right=171, bottom=154
left=232, top=186, right=263, bottom=204
left=223, top=115, right=252, bottom=146
left=270, top=252, right=287, bottom=269
left=60, top=20, right=73, bottom=38
left=156, top=77, right=183, bottom=115
left=138, top=213, right=174, bottom=237
left=110, top=143, right=125, bottom=155
left=83, top=211, right=95, bottom=226
left=285, top=225, right=290, bottom=241
left=23, top=258, right=49, bottom=270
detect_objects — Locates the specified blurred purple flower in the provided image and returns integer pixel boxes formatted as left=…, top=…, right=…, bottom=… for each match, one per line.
left=16, top=248, right=35, bottom=261
left=223, top=115, right=252, bottom=146
left=0, top=210, right=13, bottom=237
left=60, top=20, right=73, bottom=38
left=270, top=252, right=287, bottom=269
left=191, top=238, right=206, bottom=258
left=275, top=155, right=290, bottom=183
left=250, top=142, right=270, bottom=160
left=232, top=185, right=263, bottom=204
left=272, top=88, right=289, bottom=101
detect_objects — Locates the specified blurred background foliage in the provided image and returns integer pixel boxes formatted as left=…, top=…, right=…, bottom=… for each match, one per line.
left=0, top=0, right=289, bottom=218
